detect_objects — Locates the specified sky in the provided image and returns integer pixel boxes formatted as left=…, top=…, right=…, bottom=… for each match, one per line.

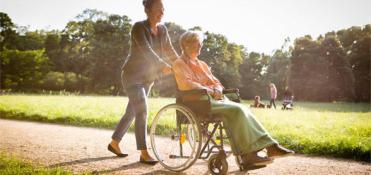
left=1, top=0, right=370, bottom=54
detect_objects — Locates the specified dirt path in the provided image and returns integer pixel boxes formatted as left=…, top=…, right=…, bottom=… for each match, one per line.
left=0, top=119, right=369, bottom=175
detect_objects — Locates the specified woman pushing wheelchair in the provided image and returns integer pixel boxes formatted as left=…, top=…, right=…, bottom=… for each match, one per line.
left=172, top=31, right=294, bottom=168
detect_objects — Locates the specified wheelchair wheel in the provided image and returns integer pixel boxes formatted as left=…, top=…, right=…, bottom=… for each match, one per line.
left=208, top=154, right=228, bottom=175
left=150, top=104, right=202, bottom=172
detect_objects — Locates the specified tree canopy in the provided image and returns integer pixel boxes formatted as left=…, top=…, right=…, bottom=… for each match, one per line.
left=0, top=11, right=369, bottom=102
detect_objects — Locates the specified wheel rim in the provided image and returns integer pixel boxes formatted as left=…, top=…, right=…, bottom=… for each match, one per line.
left=150, top=104, right=202, bottom=172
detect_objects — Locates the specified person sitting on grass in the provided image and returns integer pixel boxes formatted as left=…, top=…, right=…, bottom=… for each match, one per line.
left=282, top=89, right=294, bottom=110
left=250, top=95, right=266, bottom=108
left=172, top=31, right=294, bottom=169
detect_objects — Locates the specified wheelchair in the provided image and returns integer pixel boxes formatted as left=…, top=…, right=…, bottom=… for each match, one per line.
left=150, top=88, right=246, bottom=174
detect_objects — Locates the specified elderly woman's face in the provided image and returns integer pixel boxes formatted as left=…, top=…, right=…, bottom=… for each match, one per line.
left=185, top=37, right=203, bottom=58
left=147, top=0, right=164, bottom=24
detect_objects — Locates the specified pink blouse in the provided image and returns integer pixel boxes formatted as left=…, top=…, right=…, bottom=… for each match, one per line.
left=173, top=56, right=223, bottom=92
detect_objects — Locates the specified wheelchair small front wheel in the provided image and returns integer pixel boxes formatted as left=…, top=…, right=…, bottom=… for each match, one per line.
left=150, top=104, right=202, bottom=172
left=208, top=154, right=228, bottom=175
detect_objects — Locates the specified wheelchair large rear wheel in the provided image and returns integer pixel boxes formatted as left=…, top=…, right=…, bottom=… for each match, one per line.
left=150, top=104, right=202, bottom=172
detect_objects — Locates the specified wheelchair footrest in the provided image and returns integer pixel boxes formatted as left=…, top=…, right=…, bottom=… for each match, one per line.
left=202, top=150, right=220, bottom=154
left=169, top=154, right=191, bottom=159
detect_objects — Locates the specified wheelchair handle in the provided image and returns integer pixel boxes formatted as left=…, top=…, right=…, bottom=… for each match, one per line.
left=222, top=88, right=239, bottom=94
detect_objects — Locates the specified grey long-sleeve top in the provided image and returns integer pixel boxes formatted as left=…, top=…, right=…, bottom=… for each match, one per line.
left=121, top=20, right=179, bottom=85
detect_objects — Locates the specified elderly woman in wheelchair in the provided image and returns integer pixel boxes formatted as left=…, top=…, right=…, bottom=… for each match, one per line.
left=149, top=31, right=294, bottom=174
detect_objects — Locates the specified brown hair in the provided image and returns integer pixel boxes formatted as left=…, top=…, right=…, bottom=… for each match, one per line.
left=142, top=0, right=159, bottom=10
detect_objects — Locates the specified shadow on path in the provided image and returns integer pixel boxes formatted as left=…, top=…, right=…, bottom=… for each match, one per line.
left=143, top=169, right=188, bottom=175
left=49, top=156, right=119, bottom=167
left=93, top=162, right=147, bottom=174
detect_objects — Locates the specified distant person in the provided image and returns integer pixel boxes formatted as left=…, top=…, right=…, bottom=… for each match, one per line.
left=269, top=83, right=277, bottom=109
left=282, top=88, right=294, bottom=110
left=108, top=0, right=179, bottom=165
left=250, top=95, right=266, bottom=108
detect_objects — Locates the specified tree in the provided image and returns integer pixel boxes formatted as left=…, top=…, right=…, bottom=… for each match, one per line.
left=225, top=43, right=243, bottom=87
left=165, top=22, right=186, bottom=54
left=61, top=9, right=105, bottom=92
left=45, top=32, right=63, bottom=71
left=1, top=49, right=49, bottom=91
left=200, top=32, right=235, bottom=88
left=264, top=49, right=290, bottom=99
left=1, top=10, right=368, bottom=100
left=337, top=25, right=370, bottom=102
left=289, top=35, right=330, bottom=101
left=239, top=52, right=270, bottom=99
left=89, top=14, right=132, bottom=94
left=320, top=33, right=355, bottom=101
left=14, top=30, right=46, bottom=51
left=0, top=12, right=17, bottom=51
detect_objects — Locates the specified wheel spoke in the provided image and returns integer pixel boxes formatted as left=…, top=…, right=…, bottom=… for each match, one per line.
left=150, top=104, right=202, bottom=172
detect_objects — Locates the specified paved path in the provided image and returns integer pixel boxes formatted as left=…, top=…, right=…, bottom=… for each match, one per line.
left=0, top=119, right=369, bottom=174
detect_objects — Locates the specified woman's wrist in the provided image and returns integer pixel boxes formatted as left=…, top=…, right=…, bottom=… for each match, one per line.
left=212, top=87, right=217, bottom=94
left=205, top=87, right=213, bottom=95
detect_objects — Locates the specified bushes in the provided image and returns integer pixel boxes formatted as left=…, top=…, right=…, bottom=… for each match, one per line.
left=0, top=49, right=49, bottom=91
left=40, top=72, right=65, bottom=90
left=39, top=71, right=88, bottom=92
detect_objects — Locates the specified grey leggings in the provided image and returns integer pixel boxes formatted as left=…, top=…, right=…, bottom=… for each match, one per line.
left=111, top=82, right=153, bottom=150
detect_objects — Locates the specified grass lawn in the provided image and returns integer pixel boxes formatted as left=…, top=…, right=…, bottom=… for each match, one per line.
left=0, top=95, right=370, bottom=161
left=0, top=153, right=87, bottom=175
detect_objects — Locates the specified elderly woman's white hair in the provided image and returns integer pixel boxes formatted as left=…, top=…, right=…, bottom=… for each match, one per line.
left=179, top=31, right=204, bottom=52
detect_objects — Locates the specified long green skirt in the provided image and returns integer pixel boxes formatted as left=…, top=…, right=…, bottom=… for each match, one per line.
left=210, top=97, right=277, bottom=155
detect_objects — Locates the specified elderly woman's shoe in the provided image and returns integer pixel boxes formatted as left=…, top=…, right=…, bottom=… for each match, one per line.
left=267, top=144, right=294, bottom=158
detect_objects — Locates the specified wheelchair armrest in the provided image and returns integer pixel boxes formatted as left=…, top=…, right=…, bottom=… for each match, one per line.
left=222, top=88, right=239, bottom=94
left=176, top=89, right=211, bottom=102
left=223, top=88, right=241, bottom=103
left=177, top=89, right=208, bottom=97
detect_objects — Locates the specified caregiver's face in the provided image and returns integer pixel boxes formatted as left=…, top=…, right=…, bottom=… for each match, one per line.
left=146, top=0, right=164, bottom=24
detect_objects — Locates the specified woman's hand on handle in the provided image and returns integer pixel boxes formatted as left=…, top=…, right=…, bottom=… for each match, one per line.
left=213, top=88, right=223, bottom=100
left=206, top=87, right=223, bottom=100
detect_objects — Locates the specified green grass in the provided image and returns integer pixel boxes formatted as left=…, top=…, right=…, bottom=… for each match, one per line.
left=0, top=95, right=370, bottom=161
left=0, top=153, right=84, bottom=175
left=250, top=101, right=371, bottom=162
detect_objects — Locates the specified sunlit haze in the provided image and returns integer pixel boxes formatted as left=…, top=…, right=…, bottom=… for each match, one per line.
left=1, top=0, right=370, bottom=54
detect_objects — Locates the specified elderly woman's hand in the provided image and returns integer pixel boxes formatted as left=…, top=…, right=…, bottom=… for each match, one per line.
left=212, top=88, right=223, bottom=100
left=205, top=87, right=214, bottom=95
left=162, top=65, right=173, bottom=75
left=205, top=87, right=223, bottom=100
